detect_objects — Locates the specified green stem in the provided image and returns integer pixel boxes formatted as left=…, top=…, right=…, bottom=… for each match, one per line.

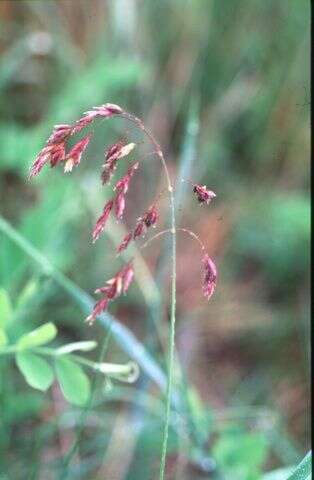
left=121, top=112, right=177, bottom=480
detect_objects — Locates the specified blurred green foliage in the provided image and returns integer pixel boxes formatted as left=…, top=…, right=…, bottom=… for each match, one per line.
left=0, top=0, right=310, bottom=479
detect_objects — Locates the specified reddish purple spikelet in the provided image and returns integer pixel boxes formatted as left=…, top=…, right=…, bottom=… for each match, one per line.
left=121, top=263, right=134, bottom=293
left=47, top=124, right=72, bottom=145
left=64, top=134, right=92, bottom=172
left=29, top=143, right=66, bottom=177
left=132, top=205, right=159, bottom=241
left=30, top=125, right=72, bottom=178
left=72, top=103, right=123, bottom=135
left=117, top=232, right=133, bottom=253
left=86, top=261, right=134, bottom=324
left=114, top=161, right=139, bottom=194
left=85, top=297, right=109, bottom=325
left=193, top=185, right=216, bottom=205
left=50, top=143, right=66, bottom=167
left=143, top=205, right=159, bottom=228
left=101, top=142, right=136, bottom=185
left=202, top=254, right=217, bottom=300
left=29, top=150, right=49, bottom=177
left=91, top=103, right=123, bottom=117
left=92, top=199, right=114, bottom=242
left=133, top=220, right=146, bottom=239
left=114, top=191, right=126, bottom=219
left=30, top=104, right=123, bottom=178
left=101, top=142, right=123, bottom=185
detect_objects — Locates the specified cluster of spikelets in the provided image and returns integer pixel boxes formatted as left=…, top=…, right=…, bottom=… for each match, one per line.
left=29, top=103, right=217, bottom=325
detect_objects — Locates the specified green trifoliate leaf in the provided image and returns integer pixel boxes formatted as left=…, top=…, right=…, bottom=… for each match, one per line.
left=16, top=351, right=54, bottom=391
left=55, top=356, right=90, bottom=406
left=17, top=322, right=57, bottom=349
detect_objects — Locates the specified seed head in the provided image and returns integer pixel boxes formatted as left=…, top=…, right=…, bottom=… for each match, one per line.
left=50, top=143, right=66, bottom=167
left=202, top=254, right=217, bottom=300
left=86, top=261, right=134, bottom=324
left=143, top=205, right=159, bottom=228
left=29, top=143, right=66, bottom=178
left=133, top=220, right=146, bottom=239
left=114, top=162, right=139, bottom=194
left=114, top=191, right=126, bottom=219
left=73, top=103, right=123, bottom=135
left=85, top=297, right=109, bottom=325
left=121, top=262, right=134, bottom=293
left=101, top=142, right=135, bottom=185
left=30, top=103, right=123, bottom=178
left=64, top=134, right=91, bottom=172
left=92, top=199, right=114, bottom=242
left=193, top=185, right=216, bottom=205
left=117, top=232, right=133, bottom=253
left=47, top=124, right=72, bottom=145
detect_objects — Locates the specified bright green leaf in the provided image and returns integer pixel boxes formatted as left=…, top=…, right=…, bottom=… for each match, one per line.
left=17, top=322, right=57, bottom=349
left=56, top=341, right=97, bottom=355
left=0, top=328, right=8, bottom=346
left=16, top=352, right=54, bottom=391
left=55, top=356, right=90, bottom=406
left=0, top=288, right=13, bottom=329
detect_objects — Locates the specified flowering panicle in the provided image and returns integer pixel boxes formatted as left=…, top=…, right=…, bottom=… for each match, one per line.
left=93, top=161, right=139, bottom=240
left=112, top=161, right=139, bottom=220
left=114, top=162, right=139, bottom=194
left=92, top=199, right=114, bottom=243
left=47, top=124, right=73, bottom=145
left=30, top=101, right=219, bottom=325
left=86, top=262, right=134, bottom=324
left=193, top=184, right=216, bottom=205
left=101, top=142, right=136, bottom=185
left=64, top=134, right=92, bottom=172
left=72, top=103, right=123, bottom=135
left=202, top=254, right=217, bottom=300
left=29, top=103, right=122, bottom=178
left=117, top=232, right=133, bottom=254
left=116, top=204, right=159, bottom=254
left=29, top=143, right=65, bottom=177
left=133, top=205, right=159, bottom=239
left=114, top=191, right=126, bottom=219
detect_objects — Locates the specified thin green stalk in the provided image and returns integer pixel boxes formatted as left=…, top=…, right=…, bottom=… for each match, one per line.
left=121, top=112, right=177, bottom=480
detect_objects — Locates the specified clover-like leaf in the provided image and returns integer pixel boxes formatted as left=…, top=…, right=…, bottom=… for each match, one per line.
left=16, top=351, right=54, bottom=391
left=17, top=322, right=57, bottom=350
left=55, top=356, right=90, bottom=406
